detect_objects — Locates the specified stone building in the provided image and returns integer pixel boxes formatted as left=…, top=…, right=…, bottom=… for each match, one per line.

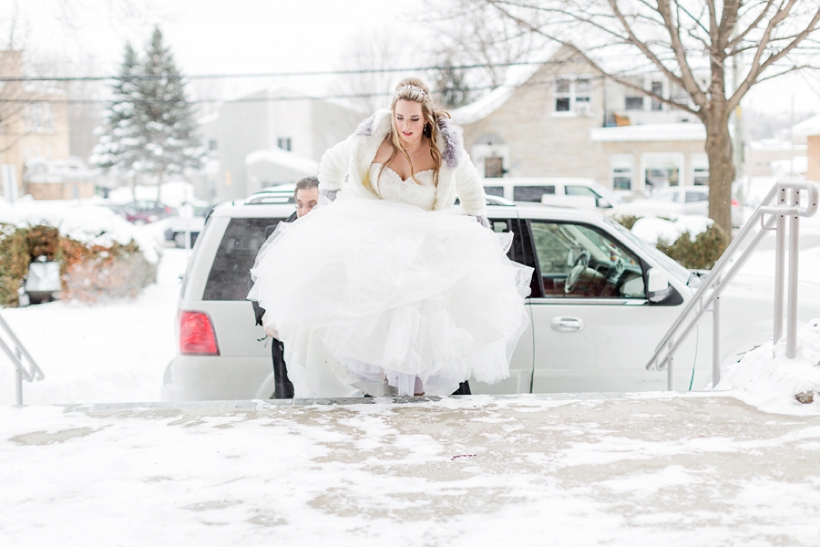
left=451, top=45, right=711, bottom=195
left=0, top=50, right=73, bottom=202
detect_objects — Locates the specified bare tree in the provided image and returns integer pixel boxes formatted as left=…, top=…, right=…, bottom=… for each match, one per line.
left=426, top=0, right=543, bottom=91
left=330, top=28, right=428, bottom=114
left=455, top=0, right=820, bottom=234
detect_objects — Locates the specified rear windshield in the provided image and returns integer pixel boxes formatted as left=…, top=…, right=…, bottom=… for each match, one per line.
left=203, top=217, right=286, bottom=301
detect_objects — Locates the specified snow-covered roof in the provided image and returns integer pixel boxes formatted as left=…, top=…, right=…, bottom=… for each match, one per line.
left=792, top=114, right=820, bottom=138
left=198, top=112, right=218, bottom=125
left=747, top=139, right=807, bottom=152
left=590, top=123, right=706, bottom=142
left=24, top=156, right=97, bottom=183
left=245, top=148, right=318, bottom=175
left=450, top=58, right=552, bottom=126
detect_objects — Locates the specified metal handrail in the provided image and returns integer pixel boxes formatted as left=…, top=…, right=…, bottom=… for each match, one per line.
left=646, top=180, right=819, bottom=390
left=0, top=312, right=45, bottom=405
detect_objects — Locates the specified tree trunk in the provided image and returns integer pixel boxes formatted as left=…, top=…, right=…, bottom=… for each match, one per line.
left=704, top=113, right=735, bottom=237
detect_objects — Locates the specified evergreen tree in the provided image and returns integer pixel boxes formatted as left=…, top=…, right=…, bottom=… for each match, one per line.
left=136, top=26, right=204, bottom=206
left=90, top=43, right=143, bottom=200
left=434, top=60, right=470, bottom=109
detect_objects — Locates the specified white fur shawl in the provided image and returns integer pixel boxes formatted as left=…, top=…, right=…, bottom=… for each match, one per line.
left=318, top=110, right=486, bottom=215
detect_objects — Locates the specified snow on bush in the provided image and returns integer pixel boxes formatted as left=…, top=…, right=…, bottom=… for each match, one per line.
left=717, top=319, right=820, bottom=415
left=631, top=215, right=713, bottom=246
left=0, top=196, right=158, bottom=263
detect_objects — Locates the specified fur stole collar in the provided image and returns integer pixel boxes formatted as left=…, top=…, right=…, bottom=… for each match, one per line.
left=353, top=110, right=463, bottom=169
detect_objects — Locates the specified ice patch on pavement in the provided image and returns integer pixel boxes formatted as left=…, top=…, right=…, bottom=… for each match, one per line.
left=717, top=319, right=820, bottom=415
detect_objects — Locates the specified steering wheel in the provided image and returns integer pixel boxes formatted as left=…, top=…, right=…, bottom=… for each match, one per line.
left=564, top=250, right=591, bottom=294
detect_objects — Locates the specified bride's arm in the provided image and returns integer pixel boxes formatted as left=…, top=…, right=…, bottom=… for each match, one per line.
left=318, top=136, right=354, bottom=195
left=453, top=155, right=487, bottom=217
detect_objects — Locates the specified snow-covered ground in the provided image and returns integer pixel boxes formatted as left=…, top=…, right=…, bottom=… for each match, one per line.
left=3, top=394, right=820, bottom=546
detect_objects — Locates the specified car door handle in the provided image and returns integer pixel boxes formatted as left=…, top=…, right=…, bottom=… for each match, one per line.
left=551, top=317, right=584, bottom=332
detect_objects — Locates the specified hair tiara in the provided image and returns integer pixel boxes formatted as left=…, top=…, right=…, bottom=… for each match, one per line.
left=397, top=84, right=427, bottom=97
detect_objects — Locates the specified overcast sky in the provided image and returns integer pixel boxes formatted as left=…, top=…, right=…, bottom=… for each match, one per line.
left=6, top=0, right=820, bottom=116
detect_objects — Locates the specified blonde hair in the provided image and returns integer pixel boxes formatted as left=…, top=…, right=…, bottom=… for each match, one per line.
left=380, top=77, right=450, bottom=187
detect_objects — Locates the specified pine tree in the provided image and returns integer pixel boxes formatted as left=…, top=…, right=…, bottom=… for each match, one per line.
left=90, top=43, right=143, bottom=201
left=136, top=26, right=204, bottom=206
left=434, top=60, right=470, bottom=109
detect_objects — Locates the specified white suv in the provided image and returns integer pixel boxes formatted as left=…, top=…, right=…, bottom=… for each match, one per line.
left=162, top=195, right=819, bottom=401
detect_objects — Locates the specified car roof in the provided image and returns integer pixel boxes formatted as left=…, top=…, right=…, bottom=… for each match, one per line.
left=209, top=196, right=609, bottom=224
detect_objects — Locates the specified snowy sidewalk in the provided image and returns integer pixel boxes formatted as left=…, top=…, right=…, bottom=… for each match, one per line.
left=3, top=393, right=820, bottom=546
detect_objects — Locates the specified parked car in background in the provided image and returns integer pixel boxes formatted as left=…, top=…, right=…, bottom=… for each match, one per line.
left=482, top=177, right=622, bottom=211
left=124, top=200, right=177, bottom=225
left=161, top=195, right=819, bottom=402
left=613, top=186, right=743, bottom=227
left=163, top=204, right=214, bottom=248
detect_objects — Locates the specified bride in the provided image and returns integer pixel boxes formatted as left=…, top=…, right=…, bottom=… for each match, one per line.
left=248, top=77, right=532, bottom=398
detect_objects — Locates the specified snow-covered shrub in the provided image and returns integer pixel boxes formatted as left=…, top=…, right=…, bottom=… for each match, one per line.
left=618, top=215, right=729, bottom=269
left=0, top=223, right=157, bottom=307
left=656, top=223, right=729, bottom=270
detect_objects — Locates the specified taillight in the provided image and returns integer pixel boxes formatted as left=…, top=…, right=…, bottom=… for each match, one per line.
left=731, top=199, right=739, bottom=207
left=179, top=311, right=220, bottom=355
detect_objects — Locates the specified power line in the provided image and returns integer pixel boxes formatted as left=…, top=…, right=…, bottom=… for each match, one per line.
left=0, top=61, right=554, bottom=83
left=0, top=77, right=615, bottom=106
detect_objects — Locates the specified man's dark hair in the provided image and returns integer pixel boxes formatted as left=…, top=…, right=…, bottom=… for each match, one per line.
left=294, top=176, right=319, bottom=198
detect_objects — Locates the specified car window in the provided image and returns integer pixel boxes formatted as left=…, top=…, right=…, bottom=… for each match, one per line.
left=685, top=191, right=708, bottom=203
left=653, top=191, right=679, bottom=202
left=203, top=217, right=286, bottom=300
left=513, top=185, right=555, bottom=202
left=530, top=220, right=645, bottom=299
left=484, top=186, right=504, bottom=198
left=602, top=215, right=690, bottom=285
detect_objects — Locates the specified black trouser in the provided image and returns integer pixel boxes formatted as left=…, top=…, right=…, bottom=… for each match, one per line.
left=271, top=337, right=471, bottom=398
left=271, top=338, right=294, bottom=399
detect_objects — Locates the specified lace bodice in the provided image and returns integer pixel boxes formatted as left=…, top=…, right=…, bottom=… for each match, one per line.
left=370, top=163, right=436, bottom=211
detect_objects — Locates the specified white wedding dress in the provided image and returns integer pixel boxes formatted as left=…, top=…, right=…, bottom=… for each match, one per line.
left=248, top=164, right=533, bottom=397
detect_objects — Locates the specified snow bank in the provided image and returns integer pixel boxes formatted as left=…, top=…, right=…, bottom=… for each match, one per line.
left=0, top=196, right=160, bottom=263
left=717, top=319, right=820, bottom=415
left=631, top=215, right=713, bottom=246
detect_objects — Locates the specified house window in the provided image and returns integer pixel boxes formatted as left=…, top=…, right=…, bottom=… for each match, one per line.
left=555, top=79, right=571, bottom=112
left=693, top=156, right=709, bottom=185
left=610, top=155, right=634, bottom=190
left=554, top=76, right=593, bottom=115
left=24, top=102, right=54, bottom=132
left=208, top=139, right=218, bottom=151
left=624, top=77, right=644, bottom=111
left=651, top=81, right=663, bottom=111
left=277, top=137, right=292, bottom=151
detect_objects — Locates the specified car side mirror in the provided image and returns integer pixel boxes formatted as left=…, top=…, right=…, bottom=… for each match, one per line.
left=647, top=267, right=671, bottom=302
left=597, top=197, right=612, bottom=209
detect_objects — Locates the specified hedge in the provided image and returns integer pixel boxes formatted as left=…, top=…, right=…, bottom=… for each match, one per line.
left=0, top=223, right=157, bottom=307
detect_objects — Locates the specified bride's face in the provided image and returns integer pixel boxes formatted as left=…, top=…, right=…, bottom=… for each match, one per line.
left=394, top=99, right=424, bottom=148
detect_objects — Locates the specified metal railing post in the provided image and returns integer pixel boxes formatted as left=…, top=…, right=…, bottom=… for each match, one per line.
left=14, top=347, right=23, bottom=406
left=787, top=188, right=801, bottom=358
left=645, top=180, right=818, bottom=384
left=712, top=279, right=721, bottom=387
left=773, top=187, right=787, bottom=346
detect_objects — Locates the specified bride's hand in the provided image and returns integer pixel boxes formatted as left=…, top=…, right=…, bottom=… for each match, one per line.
left=474, top=215, right=491, bottom=229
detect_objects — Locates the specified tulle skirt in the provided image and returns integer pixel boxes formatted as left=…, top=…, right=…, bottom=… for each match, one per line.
left=248, top=196, right=533, bottom=397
